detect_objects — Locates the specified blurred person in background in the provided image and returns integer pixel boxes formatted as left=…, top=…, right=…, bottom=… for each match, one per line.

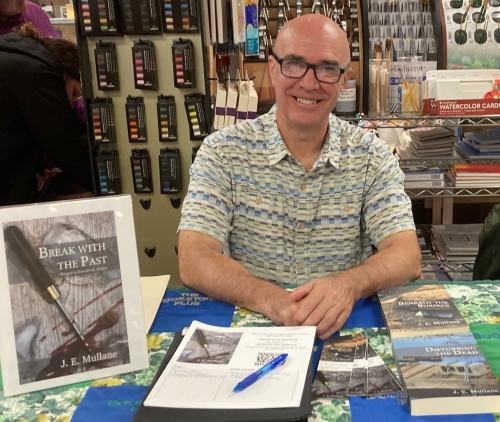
left=0, top=0, right=58, bottom=38
left=0, top=23, right=94, bottom=206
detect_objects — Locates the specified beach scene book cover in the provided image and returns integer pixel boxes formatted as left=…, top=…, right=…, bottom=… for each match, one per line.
left=392, top=332, right=500, bottom=398
left=0, top=197, right=148, bottom=396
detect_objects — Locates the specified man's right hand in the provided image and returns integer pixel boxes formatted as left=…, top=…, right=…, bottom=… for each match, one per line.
left=265, top=289, right=302, bottom=327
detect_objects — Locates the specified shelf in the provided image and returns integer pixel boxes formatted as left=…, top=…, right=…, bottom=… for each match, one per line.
left=399, top=158, right=466, bottom=168
left=50, top=18, right=75, bottom=24
left=399, top=158, right=500, bottom=168
left=421, top=262, right=474, bottom=273
left=349, top=115, right=500, bottom=128
left=405, top=186, right=500, bottom=198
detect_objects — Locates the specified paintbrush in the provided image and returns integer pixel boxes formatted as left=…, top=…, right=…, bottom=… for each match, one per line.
left=478, top=0, right=490, bottom=23
left=375, top=41, right=382, bottom=115
left=381, top=38, right=392, bottom=114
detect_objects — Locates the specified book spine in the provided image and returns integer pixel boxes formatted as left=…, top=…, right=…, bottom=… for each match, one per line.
left=454, top=163, right=500, bottom=173
left=404, top=181, right=445, bottom=188
left=404, top=173, right=444, bottom=181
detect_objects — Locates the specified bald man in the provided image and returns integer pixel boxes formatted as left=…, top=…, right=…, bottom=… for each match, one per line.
left=178, top=15, right=421, bottom=339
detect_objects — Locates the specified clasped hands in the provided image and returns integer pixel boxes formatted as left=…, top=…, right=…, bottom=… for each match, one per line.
left=272, top=275, right=359, bottom=339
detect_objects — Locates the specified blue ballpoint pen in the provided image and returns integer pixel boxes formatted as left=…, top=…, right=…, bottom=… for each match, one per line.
left=232, top=353, right=288, bottom=393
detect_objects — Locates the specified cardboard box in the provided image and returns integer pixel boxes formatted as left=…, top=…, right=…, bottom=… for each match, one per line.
left=436, top=80, right=500, bottom=116
left=247, top=81, right=258, bottom=120
left=224, top=80, right=238, bottom=127
left=236, top=80, right=248, bottom=123
left=213, top=82, right=226, bottom=130
left=427, top=70, right=500, bottom=116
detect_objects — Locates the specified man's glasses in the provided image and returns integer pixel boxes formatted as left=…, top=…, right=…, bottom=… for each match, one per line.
left=272, top=53, right=349, bottom=84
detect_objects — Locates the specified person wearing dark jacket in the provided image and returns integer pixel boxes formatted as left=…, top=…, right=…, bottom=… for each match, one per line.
left=0, top=23, right=94, bottom=206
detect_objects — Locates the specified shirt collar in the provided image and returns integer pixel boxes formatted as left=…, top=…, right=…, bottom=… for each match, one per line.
left=264, top=105, right=341, bottom=170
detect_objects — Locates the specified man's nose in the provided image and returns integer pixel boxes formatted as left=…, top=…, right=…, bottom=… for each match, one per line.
left=300, top=67, right=319, bottom=88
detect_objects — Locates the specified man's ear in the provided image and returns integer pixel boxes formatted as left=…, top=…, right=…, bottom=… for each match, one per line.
left=342, top=68, right=353, bottom=87
left=268, top=54, right=278, bottom=87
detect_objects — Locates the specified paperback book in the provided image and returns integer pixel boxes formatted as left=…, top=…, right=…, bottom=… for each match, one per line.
left=0, top=196, right=149, bottom=396
left=407, top=127, right=456, bottom=141
left=455, top=141, right=500, bottom=160
left=392, top=332, right=500, bottom=416
left=377, top=285, right=469, bottom=339
left=347, top=333, right=368, bottom=396
left=431, top=224, right=481, bottom=255
left=312, top=334, right=357, bottom=398
left=403, top=168, right=444, bottom=182
left=463, top=128, right=500, bottom=144
left=404, top=180, right=445, bottom=188
left=311, top=333, right=400, bottom=398
left=462, top=138, right=500, bottom=153
left=365, top=343, right=402, bottom=396
left=415, top=225, right=434, bottom=259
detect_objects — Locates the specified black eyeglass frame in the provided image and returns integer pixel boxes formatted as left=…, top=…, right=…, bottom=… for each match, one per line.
left=272, top=52, right=350, bottom=84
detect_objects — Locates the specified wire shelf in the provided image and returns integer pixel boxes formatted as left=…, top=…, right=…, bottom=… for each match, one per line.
left=421, top=262, right=474, bottom=273
left=405, top=186, right=500, bottom=198
left=348, top=115, right=500, bottom=128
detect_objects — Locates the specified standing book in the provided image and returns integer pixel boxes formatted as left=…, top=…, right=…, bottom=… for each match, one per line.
left=0, top=196, right=149, bottom=396
left=392, top=332, right=500, bottom=416
left=377, top=285, right=469, bottom=339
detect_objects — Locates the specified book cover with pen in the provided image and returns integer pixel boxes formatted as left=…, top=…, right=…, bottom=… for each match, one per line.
left=0, top=196, right=148, bottom=396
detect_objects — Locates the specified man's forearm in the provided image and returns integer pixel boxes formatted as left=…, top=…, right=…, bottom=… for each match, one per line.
left=343, top=239, right=421, bottom=300
left=178, top=233, right=289, bottom=320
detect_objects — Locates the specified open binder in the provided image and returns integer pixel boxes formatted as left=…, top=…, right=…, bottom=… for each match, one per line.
left=133, top=332, right=312, bottom=422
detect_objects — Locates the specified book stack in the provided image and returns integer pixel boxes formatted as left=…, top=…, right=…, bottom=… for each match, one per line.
left=448, top=163, right=500, bottom=187
left=396, top=127, right=459, bottom=160
left=430, top=224, right=482, bottom=262
left=455, top=141, right=500, bottom=160
left=415, top=225, right=436, bottom=261
left=403, top=167, right=445, bottom=189
left=378, top=285, right=500, bottom=416
left=462, top=128, right=500, bottom=154
left=311, top=333, right=402, bottom=399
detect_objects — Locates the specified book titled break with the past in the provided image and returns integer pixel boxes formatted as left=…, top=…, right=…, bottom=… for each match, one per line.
left=377, top=285, right=469, bottom=339
left=0, top=196, right=149, bottom=396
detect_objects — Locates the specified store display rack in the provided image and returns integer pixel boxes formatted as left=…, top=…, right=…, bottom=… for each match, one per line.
left=349, top=115, right=500, bottom=128
left=343, top=114, right=500, bottom=199
left=405, top=186, right=500, bottom=199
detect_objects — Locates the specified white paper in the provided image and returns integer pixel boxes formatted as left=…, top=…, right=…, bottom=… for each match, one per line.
left=144, top=321, right=316, bottom=409
left=141, top=275, right=170, bottom=332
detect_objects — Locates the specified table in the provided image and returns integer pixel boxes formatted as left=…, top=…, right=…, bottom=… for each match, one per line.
left=0, top=281, right=499, bottom=422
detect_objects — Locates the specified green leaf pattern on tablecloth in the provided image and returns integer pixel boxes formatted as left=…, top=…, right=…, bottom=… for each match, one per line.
left=445, top=284, right=500, bottom=324
left=310, top=399, right=351, bottom=422
left=0, top=332, right=173, bottom=422
left=231, top=307, right=277, bottom=328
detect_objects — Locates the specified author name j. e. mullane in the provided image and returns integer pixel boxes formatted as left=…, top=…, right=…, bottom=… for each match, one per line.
left=60, top=351, right=118, bottom=368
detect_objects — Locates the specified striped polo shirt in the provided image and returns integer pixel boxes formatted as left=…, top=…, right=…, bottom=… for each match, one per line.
left=179, top=107, right=415, bottom=286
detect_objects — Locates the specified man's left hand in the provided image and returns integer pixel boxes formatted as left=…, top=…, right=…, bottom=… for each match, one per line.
left=289, top=275, right=359, bottom=339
